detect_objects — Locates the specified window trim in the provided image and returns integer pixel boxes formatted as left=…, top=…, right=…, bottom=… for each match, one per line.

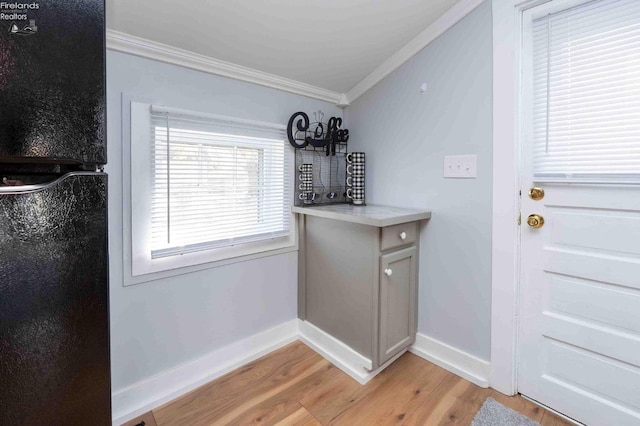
left=126, top=100, right=296, bottom=283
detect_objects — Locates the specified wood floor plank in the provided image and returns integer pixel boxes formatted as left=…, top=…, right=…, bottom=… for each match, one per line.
left=298, top=356, right=395, bottom=423
left=163, top=355, right=327, bottom=426
left=297, top=371, right=366, bottom=423
left=273, top=404, right=322, bottom=426
left=401, top=372, right=472, bottom=425
left=329, top=353, right=450, bottom=425
left=153, top=341, right=317, bottom=425
left=217, top=360, right=338, bottom=425
left=440, top=378, right=492, bottom=424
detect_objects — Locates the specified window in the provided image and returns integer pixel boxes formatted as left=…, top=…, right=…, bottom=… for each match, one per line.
left=528, top=0, right=640, bottom=183
left=130, top=103, right=294, bottom=277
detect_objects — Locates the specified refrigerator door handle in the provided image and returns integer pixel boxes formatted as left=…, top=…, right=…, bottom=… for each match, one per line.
left=0, top=171, right=103, bottom=195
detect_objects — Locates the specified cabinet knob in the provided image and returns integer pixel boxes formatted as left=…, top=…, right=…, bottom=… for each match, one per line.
left=384, top=268, right=393, bottom=277
left=399, top=232, right=407, bottom=240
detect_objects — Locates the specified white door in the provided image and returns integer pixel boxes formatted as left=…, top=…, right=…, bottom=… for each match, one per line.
left=518, top=1, right=640, bottom=425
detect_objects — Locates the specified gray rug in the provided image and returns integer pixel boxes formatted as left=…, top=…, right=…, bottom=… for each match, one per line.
left=471, top=397, right=540, bottom=426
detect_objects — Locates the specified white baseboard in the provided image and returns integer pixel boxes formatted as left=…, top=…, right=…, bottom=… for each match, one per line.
left=297, top=319, right=405, bottom=385
left=111, top=319, right=299, bottom=425
left=297, top=320, right=372, bottom=384
left=409, top=333, right=490, bottom=388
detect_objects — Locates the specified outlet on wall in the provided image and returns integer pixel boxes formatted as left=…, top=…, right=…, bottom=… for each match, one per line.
left=443, top=155, right=477, bottom=178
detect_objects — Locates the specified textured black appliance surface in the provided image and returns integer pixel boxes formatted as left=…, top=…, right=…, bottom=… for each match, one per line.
left=0, top=0, right=106, bottom=164
left=0, top=173, right=110, bottom=425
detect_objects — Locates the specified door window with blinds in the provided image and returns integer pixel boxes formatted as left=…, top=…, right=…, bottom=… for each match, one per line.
left=129, top=103, right=294, bottom=277
left=527, top=0, right=640, bottom=183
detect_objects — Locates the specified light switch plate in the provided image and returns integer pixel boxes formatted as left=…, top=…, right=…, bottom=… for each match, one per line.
left=443, top=155, right=477, bottom=178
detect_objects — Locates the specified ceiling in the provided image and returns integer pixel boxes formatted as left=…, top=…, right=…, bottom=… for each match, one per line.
left=106, top=0, right=461, bottom=95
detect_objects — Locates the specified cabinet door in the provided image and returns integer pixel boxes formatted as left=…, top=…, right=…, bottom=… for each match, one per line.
left=379, top=246, right=417, bottom=364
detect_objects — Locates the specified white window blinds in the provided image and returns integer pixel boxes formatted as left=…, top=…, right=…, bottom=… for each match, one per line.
left=531, top=0, right=640, bottom=183
left=150, top=107, right=291, bottom=258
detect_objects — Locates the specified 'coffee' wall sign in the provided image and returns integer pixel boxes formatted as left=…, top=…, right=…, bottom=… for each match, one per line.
left=287, top=111, right=349, bottom=156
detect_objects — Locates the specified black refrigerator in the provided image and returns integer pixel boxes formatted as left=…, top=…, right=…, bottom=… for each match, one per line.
left=0, top=1, right=110, bottom=424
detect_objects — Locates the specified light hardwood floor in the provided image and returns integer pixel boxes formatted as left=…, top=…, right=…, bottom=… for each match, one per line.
left=123, top=341, right=574, bottom=426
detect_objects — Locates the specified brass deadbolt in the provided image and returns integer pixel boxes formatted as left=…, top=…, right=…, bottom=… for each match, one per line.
left=528, top=187, right=545, bottom=201
left=527, top=214, right=544, bottom=228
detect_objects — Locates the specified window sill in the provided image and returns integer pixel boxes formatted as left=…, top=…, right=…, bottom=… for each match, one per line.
left=123, top=241, right=298, bottom=286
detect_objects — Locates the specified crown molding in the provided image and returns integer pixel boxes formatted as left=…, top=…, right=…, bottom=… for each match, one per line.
left=106, top=0, right=483, bottom=108
left=106, top=29, right=346, bottom=106
left=345, top=0, right=486, bottom=103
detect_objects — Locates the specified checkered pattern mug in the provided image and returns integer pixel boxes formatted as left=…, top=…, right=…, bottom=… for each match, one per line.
left=346, top=163, right=365, bottom=175
left=346, top=187, right=365, bottom=205
left=346, top=175, right=365, bottom=187
left=346, top=152, right=365, bottom=164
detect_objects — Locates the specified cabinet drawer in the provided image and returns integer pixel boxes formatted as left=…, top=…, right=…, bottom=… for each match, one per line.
left=380, top=222, right=417, bottom=251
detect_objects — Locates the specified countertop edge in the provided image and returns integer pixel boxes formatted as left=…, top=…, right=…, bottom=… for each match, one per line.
left=292, top=205, right=431, bottom=227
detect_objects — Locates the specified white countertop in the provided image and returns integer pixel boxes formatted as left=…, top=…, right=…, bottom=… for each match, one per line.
left=292, top=204, right=431, bottom=227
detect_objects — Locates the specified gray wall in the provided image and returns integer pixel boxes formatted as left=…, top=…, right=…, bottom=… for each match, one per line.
left=344, top=2, right=493, bottom=360
left=106, top=51, right=342, bottom=391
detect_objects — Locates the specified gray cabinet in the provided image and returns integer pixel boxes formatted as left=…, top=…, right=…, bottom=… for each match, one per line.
left=298, top=212, right=421, bottom=370
left=379, top=246, right=416, bottom=364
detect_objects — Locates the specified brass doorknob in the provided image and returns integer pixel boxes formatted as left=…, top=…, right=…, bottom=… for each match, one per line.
left=528, top=187, right=545, bottom=201
left=527, top=214, right=544, bottom=228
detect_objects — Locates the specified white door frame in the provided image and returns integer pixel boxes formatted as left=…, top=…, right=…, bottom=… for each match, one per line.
left=490, top=0, right=548, bottom=395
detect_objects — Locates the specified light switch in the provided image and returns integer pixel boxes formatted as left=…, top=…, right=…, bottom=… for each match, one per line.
left=443, top=155, right=477, bottom=178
